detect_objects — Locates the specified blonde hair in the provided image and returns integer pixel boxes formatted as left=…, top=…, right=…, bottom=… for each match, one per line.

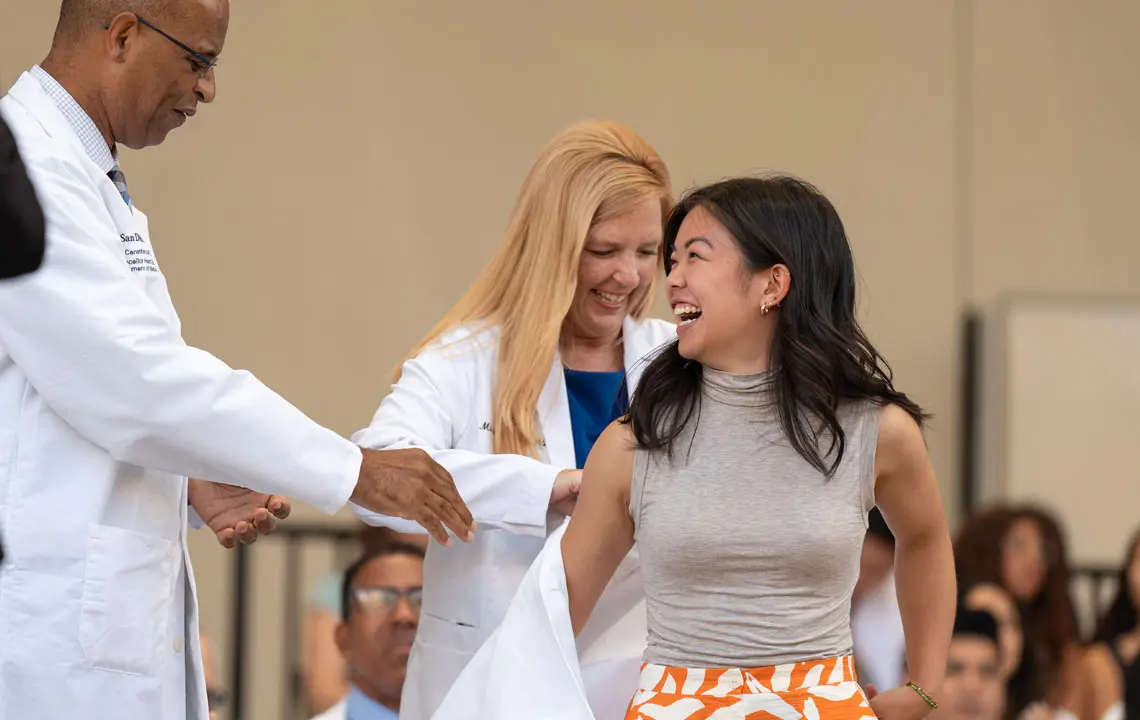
left=397, top=120, right=672, bottom=458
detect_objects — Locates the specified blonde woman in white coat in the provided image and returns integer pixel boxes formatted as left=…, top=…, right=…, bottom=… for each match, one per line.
left=352, top=120, right=676, bottom=720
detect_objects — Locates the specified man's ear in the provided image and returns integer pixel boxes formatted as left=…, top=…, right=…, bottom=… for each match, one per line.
left=334, top=621, right=351, bottom=659
left=104, top=12, right=140, bottom=61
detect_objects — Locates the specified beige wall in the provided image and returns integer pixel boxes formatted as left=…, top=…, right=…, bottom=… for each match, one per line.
left=968, top=0, right=1140, bottom=305
left=3, top=1, right=1139, bottom=718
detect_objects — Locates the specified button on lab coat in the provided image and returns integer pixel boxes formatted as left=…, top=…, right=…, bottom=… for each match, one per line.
left=351, top=316, right=675, bottom=720
left=0, top=71, right=363, bottom=720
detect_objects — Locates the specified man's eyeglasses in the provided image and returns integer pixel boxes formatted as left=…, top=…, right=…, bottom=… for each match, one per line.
left=353, top=586, right=423, bottom=612
left=106, top=14, right=218, bottom=77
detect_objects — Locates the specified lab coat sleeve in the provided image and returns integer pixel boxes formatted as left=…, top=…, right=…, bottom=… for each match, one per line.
left=350, top=345, right=561, bottom=537
left=0, top=153, right=360, bottom=514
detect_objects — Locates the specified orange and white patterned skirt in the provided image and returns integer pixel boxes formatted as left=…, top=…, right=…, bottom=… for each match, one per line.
left=624, top=655, right=876, bottom=719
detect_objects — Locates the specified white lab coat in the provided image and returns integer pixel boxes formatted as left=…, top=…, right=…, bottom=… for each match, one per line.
left=431, top=520, right=601, bottom=720
left=351, top=315, right=674, bottom=720
left=0, top=71, right=362, bottom=720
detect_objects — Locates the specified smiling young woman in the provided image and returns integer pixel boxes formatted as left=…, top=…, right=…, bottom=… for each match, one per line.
left=560, top=175, right=957, bottom=720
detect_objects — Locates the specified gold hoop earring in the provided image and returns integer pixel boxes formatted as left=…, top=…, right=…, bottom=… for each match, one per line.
left=761, top=303, right=770, bottom=315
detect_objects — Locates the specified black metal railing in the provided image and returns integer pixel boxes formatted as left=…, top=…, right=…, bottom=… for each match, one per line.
left=1069, top=564, right=1122, bottom=638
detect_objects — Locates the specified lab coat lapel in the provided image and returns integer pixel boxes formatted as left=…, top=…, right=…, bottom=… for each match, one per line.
left=8, top=74, right=120, bottom=214
left=119, top=207, right=180, bottom=326
left=7, top=73, right=89, bottom=165
left=8, top=74, right=178, bottom=326
left=537, top=356, right=576, bottom=469
left=542, top=316, right=666, bottom=468
left=534, top=318, right=677, bottom=480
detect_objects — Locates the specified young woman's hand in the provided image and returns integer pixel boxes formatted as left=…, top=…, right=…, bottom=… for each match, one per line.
left=864, top=684, right=936, bottom=720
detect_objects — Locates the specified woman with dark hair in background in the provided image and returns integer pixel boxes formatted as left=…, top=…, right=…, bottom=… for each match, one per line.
left=955, top=506, right=1084, bottom=718
left=1081, top=529, right=1140, bottom=720
left=555, top=175, right=956, bottom=718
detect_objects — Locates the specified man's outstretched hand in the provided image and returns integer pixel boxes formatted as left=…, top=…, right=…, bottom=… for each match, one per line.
left=351, top=448, right=475, bottom=546
left=188, top=479, right=292, bottom=549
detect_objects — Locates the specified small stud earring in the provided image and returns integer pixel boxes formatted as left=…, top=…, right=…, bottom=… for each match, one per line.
left=761, top=303, right=770, bottom=315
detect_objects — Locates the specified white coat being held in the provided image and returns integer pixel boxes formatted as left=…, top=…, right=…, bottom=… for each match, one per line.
left=352, top=315, right=675, bottom=720
left=431, top=519, right=597, bottom=720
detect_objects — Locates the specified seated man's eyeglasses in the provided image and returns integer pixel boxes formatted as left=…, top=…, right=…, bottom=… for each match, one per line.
left=353, top=586, right=423, bottom=612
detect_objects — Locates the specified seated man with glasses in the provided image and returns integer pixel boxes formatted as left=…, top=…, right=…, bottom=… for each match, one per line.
left=924, top=607, right=1007, bottom=720
left=311, top=543, right=425, bottom=720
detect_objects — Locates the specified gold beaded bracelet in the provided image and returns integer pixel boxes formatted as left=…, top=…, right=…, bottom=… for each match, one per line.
left=906, top=681, right=938, bottom=709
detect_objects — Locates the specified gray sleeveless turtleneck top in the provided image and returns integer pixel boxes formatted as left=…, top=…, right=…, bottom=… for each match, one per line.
left=629, top=367, right=881, bottom=668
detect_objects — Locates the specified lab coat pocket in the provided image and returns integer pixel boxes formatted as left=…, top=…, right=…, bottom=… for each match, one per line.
left=417, top=610, right=484, bottom=655
left=409, top=613, right=482, bottom=719
left=78, top=524, right=178, bottom=676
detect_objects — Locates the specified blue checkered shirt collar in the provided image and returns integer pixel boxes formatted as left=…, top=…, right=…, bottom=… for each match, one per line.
left=30, top=65, right=118, bottom=174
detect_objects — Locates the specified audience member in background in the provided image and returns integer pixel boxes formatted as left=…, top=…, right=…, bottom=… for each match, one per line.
left=304, top=526, right=428, bottom=715
left=926, top=607, right=1007, bottom=720
left=309, top=543, right=425, bottom=720
left=962, top=583, right=1025, bottom=681
left=1021, top=507, right=1084, bottom=643
left=1081, top=528, right=1140, bottom=720
left=851, top=507, right=906, bottom=690
left=956, top=505, right=1084, bottom=718
left=962, top=582, right=1068, bottom=720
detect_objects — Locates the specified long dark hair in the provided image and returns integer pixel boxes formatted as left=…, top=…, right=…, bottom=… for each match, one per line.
left=624, top=175, right=925, bottom=476
left=954, top=504, right=1079, bottom=714
left=1093, top=529, right=1140, bottom=644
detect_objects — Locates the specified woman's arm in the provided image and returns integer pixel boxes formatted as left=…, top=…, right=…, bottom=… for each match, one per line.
left=562, top=420, right=638, bottom=635
left=874, top=404, right=956, bottom=712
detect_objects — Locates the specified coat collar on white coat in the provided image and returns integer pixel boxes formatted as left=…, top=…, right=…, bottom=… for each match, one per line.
left=6, top=72, right=92, bottom=161
left=536, top=314, right=668, bottom=470
left=4, top=73, right=142, bottom=235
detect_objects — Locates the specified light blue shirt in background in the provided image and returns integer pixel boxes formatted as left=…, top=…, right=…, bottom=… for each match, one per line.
left=346, top=685, right=398, bottom=720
